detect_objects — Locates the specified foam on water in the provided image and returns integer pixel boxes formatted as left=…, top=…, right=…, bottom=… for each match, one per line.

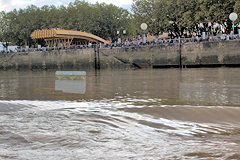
left=0, top=100, right=240, bottom=159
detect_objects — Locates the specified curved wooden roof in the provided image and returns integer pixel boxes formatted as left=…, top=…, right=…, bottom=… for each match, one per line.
left=31, top=29, right=108, bottom=44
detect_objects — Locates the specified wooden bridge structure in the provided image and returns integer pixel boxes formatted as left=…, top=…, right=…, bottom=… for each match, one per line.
left=30, top=29, right=108, bottom=48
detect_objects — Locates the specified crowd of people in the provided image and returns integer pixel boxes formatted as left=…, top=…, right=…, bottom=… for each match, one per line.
left=103, top=33, right=240, bottom=48
left=36, top=33, right=240, bottom=51
left=1, top=33, right=240, bottom=53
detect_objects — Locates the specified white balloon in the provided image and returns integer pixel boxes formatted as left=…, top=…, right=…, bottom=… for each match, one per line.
left=140, top=23, right=148, bottom=31
left=229, top=13, right=238, bottom=21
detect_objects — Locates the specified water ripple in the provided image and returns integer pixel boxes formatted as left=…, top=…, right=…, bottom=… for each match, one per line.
left=0, top=100, right=240, bottom=159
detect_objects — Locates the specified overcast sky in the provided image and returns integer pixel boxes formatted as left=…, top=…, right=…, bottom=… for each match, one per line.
left=0, top=0, right=132, bottom=12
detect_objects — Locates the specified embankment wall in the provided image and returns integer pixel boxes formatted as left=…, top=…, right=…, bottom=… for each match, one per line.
left=0, top=40, right=239, bottom=70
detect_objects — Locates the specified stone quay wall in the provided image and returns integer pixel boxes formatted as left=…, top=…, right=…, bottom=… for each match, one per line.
left=0, top=40, right=240, bottom=70
left=0, top=49, right=95, bottom=70
left=181, top=40, right=240, bottom=66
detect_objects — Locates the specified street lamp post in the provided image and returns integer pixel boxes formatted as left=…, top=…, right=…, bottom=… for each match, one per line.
left=169, top=21, right=174, bottom=38
left=199, top=22, right=206, bottom=40
left=229, top=13, right=238, bottom=34
left=140, top=23, right=148, bottom=44
left=117, top=30, right=121, bottom=44
left=117, top=29, right=126, bottom=45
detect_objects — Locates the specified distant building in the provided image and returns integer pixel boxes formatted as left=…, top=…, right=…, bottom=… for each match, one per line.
left=0, top=42, right=21, bottom=53
left=7, top=46, right=20, bottom=53
left=0, top=42, right=6, bottom=53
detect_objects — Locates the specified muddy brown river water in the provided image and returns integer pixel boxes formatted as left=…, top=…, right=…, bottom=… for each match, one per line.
left=0, top=68, right=240, bottom=159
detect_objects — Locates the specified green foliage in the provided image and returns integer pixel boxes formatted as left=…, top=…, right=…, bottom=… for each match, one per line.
left=132, top=0, right=240, bottom=37
left=0, top=0, right=239, bottom=46
left=0, top=0, right=132, bottom=46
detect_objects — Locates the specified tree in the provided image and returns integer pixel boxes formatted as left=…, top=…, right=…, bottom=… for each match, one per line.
left=0, top=0, right=133, bottom=46
left=132, top=0, right=158, bottom=35
left=132, top=0, right=240, bottom=37
left=0, top=11, right=8, bottom=42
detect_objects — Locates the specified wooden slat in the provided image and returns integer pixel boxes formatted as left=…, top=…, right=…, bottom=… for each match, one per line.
left=31, top=29, right=107, bottom=44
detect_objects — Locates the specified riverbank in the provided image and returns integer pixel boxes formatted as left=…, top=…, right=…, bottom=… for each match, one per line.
left=0, top=40, right=240, bottom=70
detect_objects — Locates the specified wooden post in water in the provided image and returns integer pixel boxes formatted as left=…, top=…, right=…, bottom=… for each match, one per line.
left=179, top=37, right=182, bottom=69
left=94, top=44, right=100, bottom=70
left=94, top=44, right=97, bottom=70
left=97, top=43, right=100, bottom=70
